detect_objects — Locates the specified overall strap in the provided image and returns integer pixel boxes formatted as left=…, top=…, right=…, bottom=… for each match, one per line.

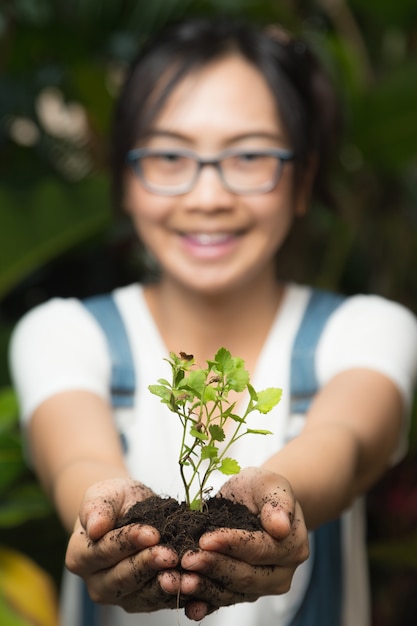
left=83, top=293, right=136, bottom=408
left=290, top=288, right=345, bottom=415
left=289, top=288, right=345, bottom=626
left=80, top=292, right=137, bottom=626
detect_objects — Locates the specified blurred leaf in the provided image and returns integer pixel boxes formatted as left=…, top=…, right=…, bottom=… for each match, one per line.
left=0, top=389, right=18, bottom=433
left=0, top=593, right=29, bottom=626
left=0, top=546, right=58, bottom=626
left=369, top=533, right=417, bottom=570
left=70, top=63, right=113, bottom=135
left=0, top=176, right=111, bottom=300
left=0, top=484, right=52, bottom=528
left=0, top=443, right=25, bottom=494
left=0, top=389, right=24, bottom=492
left=349, top=0, right=417, bottom=26
left=352, top=61, right=417, bottom=168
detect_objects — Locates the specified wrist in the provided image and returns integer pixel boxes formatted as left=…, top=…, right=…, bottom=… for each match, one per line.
left=51, top=458, right=130, bottom=531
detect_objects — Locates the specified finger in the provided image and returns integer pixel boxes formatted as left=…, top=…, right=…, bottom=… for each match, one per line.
left=80, top=479, right=154, bottom=540
left=198, top=523, right=307, bottom=567
left=181, top=570, right=260, bottom=607
left=119, top=576, right=182, bottom=612
left=66, top=523, right=160, bottom=575
left=181, top=550, right=293, bottom=596
left=220, top=467, right=296, bottom=516
left=85, top=545, right=179, bottom=606
left=184, top=600, right=213, bottom=622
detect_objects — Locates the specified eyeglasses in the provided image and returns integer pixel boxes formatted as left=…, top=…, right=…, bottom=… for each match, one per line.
left=126, top=147, right=295, bottom=196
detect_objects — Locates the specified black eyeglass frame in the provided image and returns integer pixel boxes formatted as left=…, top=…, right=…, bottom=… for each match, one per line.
left=125, top=147, right=295, bottom=195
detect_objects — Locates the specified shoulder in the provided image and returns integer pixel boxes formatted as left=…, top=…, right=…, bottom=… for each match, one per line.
left=316, top=292, right=417, bottom=400
left=323, top=293, right=417, bottom=348
left=10, top=296, right=105, bottom=352
left=9, top=295, right=113, bottom=422
left=10, top=283, right=141, bottom=349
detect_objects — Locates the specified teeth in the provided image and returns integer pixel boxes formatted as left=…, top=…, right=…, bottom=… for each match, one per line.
left=188, top=233, right=231, bottom=245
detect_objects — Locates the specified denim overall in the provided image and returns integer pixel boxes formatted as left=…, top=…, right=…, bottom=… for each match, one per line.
left=80, top=288, right=345, bottom=626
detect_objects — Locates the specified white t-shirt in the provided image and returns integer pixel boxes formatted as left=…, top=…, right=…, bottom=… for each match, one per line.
left=9, top=283, right=417, bottom=626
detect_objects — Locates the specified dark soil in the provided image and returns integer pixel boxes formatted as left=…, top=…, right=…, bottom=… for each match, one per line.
left=116, top=495, right=262, bottom=557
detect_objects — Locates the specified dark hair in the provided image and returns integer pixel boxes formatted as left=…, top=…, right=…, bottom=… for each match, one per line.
left=110, top=17, right=340, bottom=211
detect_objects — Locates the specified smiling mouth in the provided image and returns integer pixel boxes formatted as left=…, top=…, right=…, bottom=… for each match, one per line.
left=183, top=232, right=239, bottom=246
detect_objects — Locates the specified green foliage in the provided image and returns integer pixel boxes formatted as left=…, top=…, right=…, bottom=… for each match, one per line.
left=0, top=178, right=110, bottom=300
left=0, top=388, right=52, bottom=528
left=149, top=348, right=281, bottom=511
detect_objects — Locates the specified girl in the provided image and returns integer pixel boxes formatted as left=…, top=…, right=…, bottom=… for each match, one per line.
left=9, top=17, right=417, bottom=626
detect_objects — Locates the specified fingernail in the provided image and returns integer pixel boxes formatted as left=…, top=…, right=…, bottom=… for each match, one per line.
left=181, top=551, right=201, bottom=570
left=199, top=535, right=221, bottom=550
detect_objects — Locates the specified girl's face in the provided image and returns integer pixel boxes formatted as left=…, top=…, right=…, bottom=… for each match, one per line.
left=123, top=54, right=311, bottom=296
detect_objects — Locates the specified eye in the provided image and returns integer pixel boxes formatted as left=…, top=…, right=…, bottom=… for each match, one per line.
left=230, top=152, right=268, bottom=169
left=148, top=152, right=190, bottom=171
left=160, top=152, right=183, bottom=162
left=237, top=152, right=263, bottom=162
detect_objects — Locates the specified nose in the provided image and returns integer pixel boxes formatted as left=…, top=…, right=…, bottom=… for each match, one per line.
left=184, top=162, right=234, bottom=211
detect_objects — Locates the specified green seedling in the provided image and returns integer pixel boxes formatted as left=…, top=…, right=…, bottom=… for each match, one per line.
left=149, top=347, right=282, bottom=512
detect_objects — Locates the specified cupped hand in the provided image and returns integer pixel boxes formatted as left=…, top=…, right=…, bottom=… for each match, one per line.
left=178, top=467, right=309, bottom=621
left=65, top=478, right=183, bottom=612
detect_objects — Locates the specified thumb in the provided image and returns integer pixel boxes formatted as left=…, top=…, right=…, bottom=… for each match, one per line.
left=248, top=468, right=295, bottom=540
left=80, top=478, right=156, bottom=540
left=80, top=481, right=124, bottom=540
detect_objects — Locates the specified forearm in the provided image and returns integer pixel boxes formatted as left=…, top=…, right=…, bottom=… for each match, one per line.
left=28, top=391, right=133, bottom=533
left=263, top=370, right=403, bottom=529
left=262, top=423, right=361, bottom=529
left=50, top=457, right=131, bottom=533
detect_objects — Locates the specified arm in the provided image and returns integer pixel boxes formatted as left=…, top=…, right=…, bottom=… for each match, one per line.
left=262, top=367, right=404, bottom=528
left=29, top=389, right=182, bottom=612
left=177, top=368, right=403, bottom=620
left=29, top=390, right=130, bottom=532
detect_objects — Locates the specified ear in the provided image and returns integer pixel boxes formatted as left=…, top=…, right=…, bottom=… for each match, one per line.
left=294, top=154, right=317, bottom=217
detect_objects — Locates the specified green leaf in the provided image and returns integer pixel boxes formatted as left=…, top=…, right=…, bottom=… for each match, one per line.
left=148, top=384, right=171, bottom=402
left=180, top=369, right=206, bottom=396
left=189, top=427, right=208, bottom=441
left=246, top=428, right=273, bottom=436
left=228, top=413, right=245, bottom=423
left=219, top=404, right=237, bottom=418
left=174, top=369, right=185, bottom=386
left=220, top=458, right=241, bottom=475
left=226, top=363, right=249, bottom=392
left=202, top=385, right=216, bottom=402
left=189, top=497, right=203, bottom=511
left=213, top=347, right=232, bottom=373
left=247, top=383, right=258, bottom=402
left=200, top=445, right=219, bottom=460
left=208, top=424, right=225, bottom=442
left=156, top=378, right=170, bottom=386
left=254, top=388, right=282, bottom=413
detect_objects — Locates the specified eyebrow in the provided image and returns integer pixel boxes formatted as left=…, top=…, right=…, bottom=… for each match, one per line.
left=145, top=129, right=287, bottom=145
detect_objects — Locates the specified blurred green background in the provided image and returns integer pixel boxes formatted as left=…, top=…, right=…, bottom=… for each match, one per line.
left=0, top=0, right=416, bottom=624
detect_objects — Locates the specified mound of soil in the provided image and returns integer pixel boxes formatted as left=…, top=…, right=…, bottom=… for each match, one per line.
left=116, top=496, right=262, bottom=557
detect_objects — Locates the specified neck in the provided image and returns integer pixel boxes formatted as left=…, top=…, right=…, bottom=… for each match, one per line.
left=144, top=272, right=285, bottom=373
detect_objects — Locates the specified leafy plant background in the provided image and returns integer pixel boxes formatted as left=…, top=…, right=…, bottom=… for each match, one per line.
left=0, top=0, right=416, bottom=624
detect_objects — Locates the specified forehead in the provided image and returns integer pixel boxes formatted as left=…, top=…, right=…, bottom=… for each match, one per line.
left=149, top=54, right=285, bottom=144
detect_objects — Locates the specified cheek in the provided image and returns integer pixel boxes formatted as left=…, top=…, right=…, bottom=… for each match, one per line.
left=253, top=193, right=295, bottom=236
left=123, top=176, right=170, bottom=224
